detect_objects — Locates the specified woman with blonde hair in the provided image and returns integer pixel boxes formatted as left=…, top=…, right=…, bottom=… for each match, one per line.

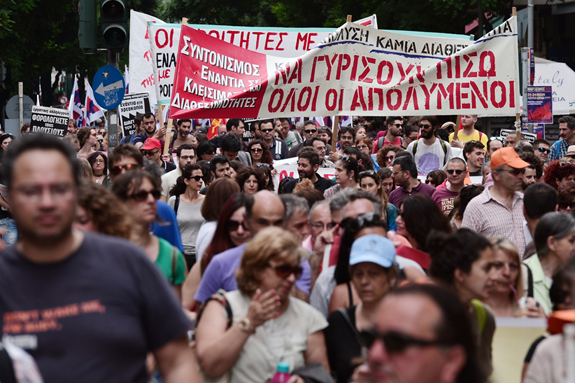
left=195, top=227, right=329, bottom=383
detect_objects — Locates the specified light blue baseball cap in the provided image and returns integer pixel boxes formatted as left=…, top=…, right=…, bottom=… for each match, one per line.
left=349, top=234, right=396, bottom=268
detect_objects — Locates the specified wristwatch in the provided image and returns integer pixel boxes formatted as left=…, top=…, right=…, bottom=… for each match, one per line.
left=238, top=317, right=254, bottom=334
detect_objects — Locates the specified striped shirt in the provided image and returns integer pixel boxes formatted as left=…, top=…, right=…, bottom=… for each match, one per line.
left=548, top=139, right=569, bottom=162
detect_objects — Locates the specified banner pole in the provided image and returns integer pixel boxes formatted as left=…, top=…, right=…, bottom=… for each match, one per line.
left=511, top=7, right=522, bottom=141
left=453, top=115, right=461, bottom=141
left=347, top=15, right=352, bottom=22
left=331, top=117, right=340, bottom=153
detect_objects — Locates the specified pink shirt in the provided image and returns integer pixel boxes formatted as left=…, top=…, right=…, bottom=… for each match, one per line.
left=461, top=186, right=525, bottom=255
left=372, top=131, right=402, bottom=154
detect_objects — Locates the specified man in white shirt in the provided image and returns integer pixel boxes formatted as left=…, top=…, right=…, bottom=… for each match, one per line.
left=406, top=115, right=452, bottom=176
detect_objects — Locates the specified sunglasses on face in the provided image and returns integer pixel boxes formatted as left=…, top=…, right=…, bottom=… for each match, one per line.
left=90, top=132, right=97, bottom=136
left=502, top=168, right=526, bottom=176
left=359, top=329, right=451, bottom=354
left=226, top=219, right=248, bottom=232
left=393, top=123, right=403, bottom=128
left=447, top=169, right=464, bottom=175
left=537, top=147, right=550, bottom=154
left=268, top=263, right=303, bottom=279
left=261, top=129, right=273, bottom=133
left=385, top=156, right=395, bottom=161
left=420, top=124, right=432, bottom=129
left=110, top=163, right=141, bottom=176
left=128, top=189, right=161, bottom=202
left=188, top=175, right=203, bottom=182
left=250, top=148, right=263, bottom=153
left=305, top=129, right=317, bottom=134
left=141, top=149, right=159, bottom=156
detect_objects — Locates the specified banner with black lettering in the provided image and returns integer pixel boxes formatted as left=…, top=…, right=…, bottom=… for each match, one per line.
left=170, top=17, right=519, bottom=119
left=119, top=93, right=151, bottom=137
left=30, top=106, right=68, bottom=137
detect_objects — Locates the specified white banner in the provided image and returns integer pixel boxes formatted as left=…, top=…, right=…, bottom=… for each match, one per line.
left=272, top=159, right=335, bottom=191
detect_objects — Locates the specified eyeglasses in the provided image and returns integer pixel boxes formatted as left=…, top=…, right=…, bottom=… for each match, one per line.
left=226, top=219, right=248, bottom=232
left=393, top=123, right=403, bottom=128
left=110, top=163, right=141, bottom=176
left=310, top=222, right=336, bottom=230
left=420, top=124, right=432, bottom=129
left=179, top=155, right=195, bottom=160
left=94, top=159, right=105, bottom=164
left=261, top=129, right=273, bottom=133
left=501, top=168, right=526, bottom=176
left=268, top=263, right=303, bottom=279
left=250, top=148, right=263, bottom=153
left=536, top=147, right=550, bottom=154
left=305, top=129, right=317, bottom=134
left=446, top=169, right=464, bottom=175
left=188, top=175, right=203, bottom=182
left=360, top=329, right=452, bottom=354
left=357, top=145, right=369, bottom=150
left=127, top=189, right=161, bottom=202
left=141, top=149, right=159, bottom=156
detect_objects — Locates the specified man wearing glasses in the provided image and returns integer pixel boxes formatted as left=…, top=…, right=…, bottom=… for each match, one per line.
left=432, top=158, right=467, bottom=215
left=140, top=138, right=176, bottom=173
left=405, top=116, right=452, bottom=176
left=160, top=144, right=196, bottom=202
left=462, top=147, right=530, bottom=255
left=532, top=138, right=551, bottom=163
left=288, top=120, right=321, bottom=158
left=372, top=117, right=404, bottom=154
left=260, top=119, right=288, bottom=160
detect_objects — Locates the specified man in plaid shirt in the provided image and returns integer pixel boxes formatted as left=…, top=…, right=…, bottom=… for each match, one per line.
left=549, top=116, right=575, bottom=162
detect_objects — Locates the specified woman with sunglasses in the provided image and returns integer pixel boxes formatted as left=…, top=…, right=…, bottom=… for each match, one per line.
left=323, top=155, right=362, bottom=199
left=542, top=160, right=575, bottom=190
left=113, top=170, right=187, bottom=301
left=168, top=164, right=205, bottom=268
left=428, top=229, right=496, bottom=376
left=375, top=144, right=402, bottom=169
left=183, top=194, right=250, bottom=311
left=76, top=127, right=97, bottom=159
left=324, top=234, right=397, bottom=383
left=245, top=140, right=274, bottom=168
left=195, top=227, right=329, bottom=383
left=87, top=152, right=110, bottom=188
left=358, top=171, right=398, bottom=231
left=425, top=169, right=447, bottom=188
left=523, top=212, right=575, bottom=316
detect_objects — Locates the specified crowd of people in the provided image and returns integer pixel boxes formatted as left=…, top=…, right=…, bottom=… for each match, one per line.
left=0, top=112, right=574, bottom=383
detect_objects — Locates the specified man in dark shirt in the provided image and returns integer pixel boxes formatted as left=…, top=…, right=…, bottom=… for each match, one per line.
left=141, top=138, right=176, bottom=173
left=281, top=148, right=335, bottom=194
left=389, top=155, right=436, bottom=206
left=0, top=134, right=199, bottom=383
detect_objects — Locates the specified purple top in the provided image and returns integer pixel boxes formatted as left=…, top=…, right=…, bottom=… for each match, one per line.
left=194, top=244, right=312, bottom=303
left=389, top=181, right=436, bottom=207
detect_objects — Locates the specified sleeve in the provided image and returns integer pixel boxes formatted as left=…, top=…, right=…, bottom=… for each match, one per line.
left=167, top=196, right=175, bottom=209
left=388, top=189, right=400, bottom=207
left=405, top=141, right=415, bottom=157
left=448, top=132, right=455, bottom=143
left=295, top=259, right=311, bottom=295
left=194, top=256, right=225, bottom=303
left=444, top=143, right=453, bottom=166
left=133, top=249, right=193, bottom=350
left=548, top=142, right=560, bottom=162
left=310, top=272, right=330, bottom=318
left=174, top=249, right=187, bottom=285
left=301, top=301, right=328, bottom=334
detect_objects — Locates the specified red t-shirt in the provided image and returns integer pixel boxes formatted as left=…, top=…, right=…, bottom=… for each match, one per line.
left=372, top=131, right=402, bottom=154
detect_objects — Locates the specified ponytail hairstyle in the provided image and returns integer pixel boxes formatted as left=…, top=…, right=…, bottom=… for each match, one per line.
left=169, top=164, right=202, bottom=196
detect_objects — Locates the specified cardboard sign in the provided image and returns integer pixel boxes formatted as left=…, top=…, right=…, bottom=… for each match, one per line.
left=170, top=17, right=519, bottom=119
left=118, top=93, right=151, bottom=137
left=501, top=128, right=537, bottom=143
left=527, top=86, right=553, bottom=123
left=273, top=158, right=335, bottom=191
left=30, top=106, right=68, bottom=138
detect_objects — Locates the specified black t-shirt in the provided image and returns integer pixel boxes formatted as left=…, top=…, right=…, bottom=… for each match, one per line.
left=0, top=232, right=192, bottom=383
left=281, top=173, right=336, bottom=194
left=469, top=169, right=483, bottom=177
left=324, top=306, right=362, bottom=383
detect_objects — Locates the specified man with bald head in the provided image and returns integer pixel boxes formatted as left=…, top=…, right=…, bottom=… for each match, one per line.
left=194, top=190, right=310, bottom=302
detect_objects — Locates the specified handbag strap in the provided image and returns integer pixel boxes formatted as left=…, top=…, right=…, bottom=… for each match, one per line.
left=337, top=308, right=366, bottom=350
left=197, top=289, right=234, bottom=330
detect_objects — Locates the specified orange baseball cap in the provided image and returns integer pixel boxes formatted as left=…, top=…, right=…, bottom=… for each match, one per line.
left=490, top=147, right=530, bottom=169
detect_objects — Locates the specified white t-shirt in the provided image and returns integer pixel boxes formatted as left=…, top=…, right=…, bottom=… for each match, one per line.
left=406, top=138, right=453, bottom=176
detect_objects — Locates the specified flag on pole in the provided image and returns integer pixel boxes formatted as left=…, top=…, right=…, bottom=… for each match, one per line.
left=69, top=75, right=84, bottom=127
left=313, top=116, right=333, bottom=128
left=207, top=118, right=226, bottom=139
left=124, top=65, right=130, bottom=94
left=84, top=82, right=105, bottom=127
left=340, top=116, right=352, bottom=127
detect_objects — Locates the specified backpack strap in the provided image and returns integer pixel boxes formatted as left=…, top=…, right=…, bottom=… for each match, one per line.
left=346, top=281, right=354, bottom=307
left=378, top=136, right=384, bottom=151
left=170, top=246, right=177, bottom=285
left=174, top=195, right=180, bottom=216
left=440, top=140, right=448, bottom=165
left=413, top=140, right=418, bottom=155
left=0, top=343, right=16, bottom=383
left=471, top=299, right=486, bottom=335
left=197, top=289, right=234, bottom=330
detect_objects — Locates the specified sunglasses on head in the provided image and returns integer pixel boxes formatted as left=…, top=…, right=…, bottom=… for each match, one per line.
left=268, top=263, right=303, bottom=279
left=339, top=212, right=383, bottom=233
left=111, top=163, right=141, bottom=176
left=188, top=175, right=203, bottom=182
left=537, top=147, right=550, bottom=154
left=359, top=329, right=452, bottom=353
left=447, top=169, right=464, bottom=175
left=559, top=161, right=573, bottom=167
left=226, top=219, right=247, bottom=232
left=128, top=189, right=161, bottom=202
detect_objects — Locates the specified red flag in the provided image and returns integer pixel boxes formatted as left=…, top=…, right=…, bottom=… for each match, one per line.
left=207, top=118, right=227, bottom=139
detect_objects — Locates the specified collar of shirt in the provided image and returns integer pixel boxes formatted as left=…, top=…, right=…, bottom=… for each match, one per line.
left=483, top=185, right=523, bottom=210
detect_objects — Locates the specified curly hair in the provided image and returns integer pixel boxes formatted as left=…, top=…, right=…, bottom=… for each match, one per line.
left=77, top=182, right=133, bottom=239
left=245, top=139, right=274, bottom=166
left=542, top=160, right=575, bottom=190
left=376, top=144, right=403, bottom=168
left=235, top=166, right=266, bottom=193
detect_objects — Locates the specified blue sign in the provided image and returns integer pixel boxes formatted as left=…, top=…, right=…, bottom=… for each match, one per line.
left=92, top=65, right=125, bottom=110
left=527, top=86, right=553, bottom=124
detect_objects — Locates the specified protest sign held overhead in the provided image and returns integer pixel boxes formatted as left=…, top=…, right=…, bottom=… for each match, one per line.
left=119, top=93, right=151, bottom=137
left=30, top=106, right=69, bottom=137
left=170, top=17, right=519, bottom=120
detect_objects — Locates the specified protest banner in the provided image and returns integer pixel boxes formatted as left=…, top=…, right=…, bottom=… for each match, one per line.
left=527, top=86, right=552, bottom=123
left=169, top=17, right=519, bottom=120
left=118, top=92, right=151, bottom=137
left=501, top=128, right=537, bottom=143
left=272, top=158, right=335, bottom=191
left=147, top=16, right=382, bottom=105
left=29, top=106, right=68, bottom=138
